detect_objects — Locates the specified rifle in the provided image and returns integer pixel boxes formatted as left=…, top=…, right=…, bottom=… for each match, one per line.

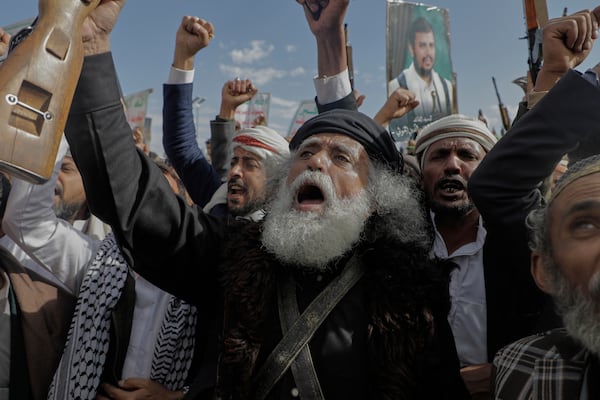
left=0, top=0, right=100, bottom=183
left=492, top=77, right=511, bottom=131
left=523, top=0, right=549, bottom=86
left=344, top=23, right=354, bottom=90
left=477, top=109, right=488, bottom=127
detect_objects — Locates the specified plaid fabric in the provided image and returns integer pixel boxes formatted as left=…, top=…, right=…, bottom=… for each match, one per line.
left=493, top=328, right=589, bottom=399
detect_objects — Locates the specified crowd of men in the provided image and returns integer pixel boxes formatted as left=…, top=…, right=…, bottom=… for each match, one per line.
left=0, top=0, right=600, bottom=399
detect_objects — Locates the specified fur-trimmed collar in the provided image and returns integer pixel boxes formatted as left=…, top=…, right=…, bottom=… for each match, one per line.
left=216, top=220, right=456, bottom=399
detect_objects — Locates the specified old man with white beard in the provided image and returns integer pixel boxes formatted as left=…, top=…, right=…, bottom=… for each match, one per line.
left=64, top=40, right=469, bottom=396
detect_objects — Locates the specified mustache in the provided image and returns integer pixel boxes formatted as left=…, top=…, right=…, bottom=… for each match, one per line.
left=289, top=170, right=335, bottom=202
left=227, top=178, right=247, bottom=190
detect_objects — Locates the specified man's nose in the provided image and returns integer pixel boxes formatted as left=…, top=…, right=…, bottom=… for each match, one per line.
left=444, top=155, right=462, bottom=174
left=306, top=151, right=327, bottom=172
left=229, top=163, right=242, bottom=178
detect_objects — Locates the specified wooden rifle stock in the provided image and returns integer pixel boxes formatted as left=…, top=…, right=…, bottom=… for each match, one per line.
left=0, top=0, right=100, bottom=183
left=492, top=77, right=511, bottom=131
left=523, top=0, right=548, bottom=86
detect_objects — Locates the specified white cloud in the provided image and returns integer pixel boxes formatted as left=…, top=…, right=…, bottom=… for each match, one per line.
left=271, top=96, right=299, bottom=109
left=286, top=44, right=297, bottom=53
left=268, top=96, right=302, bottom=137
left=219, top=64, right=305, bottom=86
left=270, top=96, right=302, bottom=125
left=230, top=40, right=274, bottom=64
left=289, top=67, right=305, bottom=77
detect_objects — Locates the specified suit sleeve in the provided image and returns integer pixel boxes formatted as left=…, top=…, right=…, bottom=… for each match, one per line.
left=64, top=52, right=225, bottom=304
left=162, top=83, right=221, bottom=207
left=469, top=70, right=600, bottom=229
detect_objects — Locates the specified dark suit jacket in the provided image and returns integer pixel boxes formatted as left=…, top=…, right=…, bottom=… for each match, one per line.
left=469, top=70, right=600, bottom=360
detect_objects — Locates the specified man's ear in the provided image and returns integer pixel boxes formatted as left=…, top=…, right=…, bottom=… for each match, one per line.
left=408, top=43, right=415, bottom=59
left=531, top=251, right=555, bottom=295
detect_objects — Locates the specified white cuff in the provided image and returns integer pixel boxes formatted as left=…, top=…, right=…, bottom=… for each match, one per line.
left=167, top=66, right=195, bottom=85
left=314, top=68, right=352, bottom=105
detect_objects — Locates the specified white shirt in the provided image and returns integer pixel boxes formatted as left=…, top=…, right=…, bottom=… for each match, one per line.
left=388, top=62, right=453, bottom=120
left=430, top=212, right=488, bottom=367
left=1, top=137, right=170, bottom=380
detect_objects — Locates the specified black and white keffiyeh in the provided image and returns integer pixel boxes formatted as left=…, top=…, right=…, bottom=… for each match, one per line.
left=48, top=234, right=197, bottom=399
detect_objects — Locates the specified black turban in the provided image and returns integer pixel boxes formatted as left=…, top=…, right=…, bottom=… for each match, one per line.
left=289, top=109, right=403, bottom=173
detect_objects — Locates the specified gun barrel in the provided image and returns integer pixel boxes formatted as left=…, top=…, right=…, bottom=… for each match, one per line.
left=492, top=77, right=503, bottom=105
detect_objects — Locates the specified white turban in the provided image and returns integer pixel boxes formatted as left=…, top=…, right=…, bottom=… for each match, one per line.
left=232, top=126, right=289, bottom=161
left=415, top=114, right=497, bottom=169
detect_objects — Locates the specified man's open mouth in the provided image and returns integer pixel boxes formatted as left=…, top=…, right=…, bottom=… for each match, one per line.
left=228, top=182, right=246, bottom=202
left=296, top=183, right=325, bottom=205
left=437, top=178, right=466, bottom=195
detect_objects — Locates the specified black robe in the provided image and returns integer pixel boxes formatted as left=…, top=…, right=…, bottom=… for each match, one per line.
left=215, top=220, right=468, bottom=400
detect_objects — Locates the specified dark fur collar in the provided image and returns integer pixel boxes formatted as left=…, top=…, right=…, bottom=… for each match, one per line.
left=216, top=220, right=453, bottom=399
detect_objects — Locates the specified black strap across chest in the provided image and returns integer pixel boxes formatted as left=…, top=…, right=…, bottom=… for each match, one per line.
left=252, top=256, right=364, bottom=399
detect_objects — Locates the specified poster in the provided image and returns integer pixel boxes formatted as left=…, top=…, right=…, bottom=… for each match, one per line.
left=386, top=1, right=456, bottom=147
left=234, top=92, right=271, bottom=130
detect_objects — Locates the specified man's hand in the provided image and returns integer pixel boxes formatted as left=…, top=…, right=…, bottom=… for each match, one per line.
left=373, top=87, right=419, bottom=127
left=296, top=0, right=349, bottom=36
left=172, top=16, right=214, bottom=71
left=460, top=363, right=493, bottom=400
left=297, top=0, right=349, bottom=78
left=353, top=89, right=366, bottom=108
left=218, top=79, right=258, bottom=120
left=82, top=0, right=126, bottom=56
left=97, top=378, right=185, bottom=400
left=535, top=6, right=600, bottom=91
left=0, top=28, right=10, bottom=58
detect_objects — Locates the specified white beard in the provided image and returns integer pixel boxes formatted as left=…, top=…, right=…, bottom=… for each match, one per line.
left=552, top=267, right=600, bottom=356
left=261, top=170, right=371, bottom=271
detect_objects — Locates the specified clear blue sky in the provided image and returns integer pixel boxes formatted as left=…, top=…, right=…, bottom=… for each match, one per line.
left=3, top=0, right=599, bottom=156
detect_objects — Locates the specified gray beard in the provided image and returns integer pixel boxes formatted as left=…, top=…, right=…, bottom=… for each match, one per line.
left=261, top=170, right=371, bottom=272
left=53, top=200, right=83, bottom=222
left=550, top=262, right=600, bottom=356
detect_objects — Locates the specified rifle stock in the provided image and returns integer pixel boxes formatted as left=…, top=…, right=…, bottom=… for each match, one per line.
left=523, top=0, right=548, bottom=86
left=492, top=77, right=511, bottom=131
left=0, top=0, right=100, bottom=183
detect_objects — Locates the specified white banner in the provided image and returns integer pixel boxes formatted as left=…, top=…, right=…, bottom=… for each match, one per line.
left=123, top=88, right=154, bottom=129
left=287, top=99, right=317, bottom=140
